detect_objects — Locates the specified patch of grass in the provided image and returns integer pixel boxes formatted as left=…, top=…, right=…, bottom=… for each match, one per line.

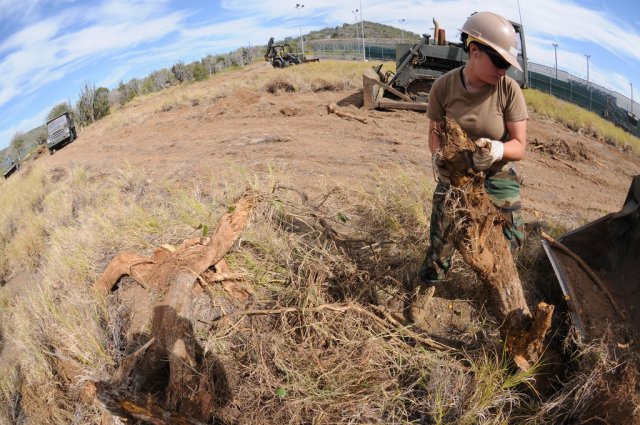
left=259, top=60, right=390, bottom=94
left=524, top=88, right=640, bottom=154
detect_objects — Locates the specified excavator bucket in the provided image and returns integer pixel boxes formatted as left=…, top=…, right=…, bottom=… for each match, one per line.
left=542, top=175, right=640, bottom=341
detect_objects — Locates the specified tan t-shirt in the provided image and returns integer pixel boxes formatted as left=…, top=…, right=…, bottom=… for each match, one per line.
left=427, top=66, right=528, bottom=144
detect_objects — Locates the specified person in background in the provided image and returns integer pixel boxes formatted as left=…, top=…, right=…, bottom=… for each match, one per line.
left=411, top=11, right=528, bottom=325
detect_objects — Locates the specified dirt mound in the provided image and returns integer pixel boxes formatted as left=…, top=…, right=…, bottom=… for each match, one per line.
left=531, top=137, right=591, bottom=161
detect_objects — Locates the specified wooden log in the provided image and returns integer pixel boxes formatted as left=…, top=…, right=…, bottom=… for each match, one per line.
left=327, top=103, right=368, bottom=123
left=438, top=118, right=554, bottom=366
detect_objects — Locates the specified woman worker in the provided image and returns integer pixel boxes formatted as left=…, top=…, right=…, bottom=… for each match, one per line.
left=411, top=11, right=528, bottom=324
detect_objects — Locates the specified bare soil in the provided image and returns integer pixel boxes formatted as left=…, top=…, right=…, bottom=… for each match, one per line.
left=30, top=62, right=639, bottom=336
left=33, top=64, right=637, bottom=228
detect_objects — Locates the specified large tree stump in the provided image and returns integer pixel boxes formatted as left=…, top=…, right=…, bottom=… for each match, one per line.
left=92, top=194, right=254, bottom=423
left=437, top=118, right=553, bottom=368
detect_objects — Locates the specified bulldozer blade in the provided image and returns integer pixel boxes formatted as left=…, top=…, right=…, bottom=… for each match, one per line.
left=362, top=67, right=429, bottom=111
left=363, top=67, right=385, bottom=110
left=542, top=175, right=640, bottom=341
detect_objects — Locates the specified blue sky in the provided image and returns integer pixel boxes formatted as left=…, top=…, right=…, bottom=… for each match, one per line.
left=1, top=0, right=639, bottom=150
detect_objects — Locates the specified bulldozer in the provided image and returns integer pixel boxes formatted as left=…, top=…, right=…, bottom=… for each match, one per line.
left=363, top=17, right=528, bottom=110
left=542, top=175, right=640, bottom=342
left=265, top=37, right=319, bottom=68
left=265, top=37, right=302, bottom=68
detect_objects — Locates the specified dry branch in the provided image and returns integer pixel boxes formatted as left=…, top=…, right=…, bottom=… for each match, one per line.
left=327, top=103, right=368, bottom=124
left=212, top=301, right=454, bottom=352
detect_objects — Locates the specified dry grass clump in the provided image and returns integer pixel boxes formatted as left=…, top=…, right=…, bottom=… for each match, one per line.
left=264, top=75, right=297, bottom=94
left=260, top=60, right=383, bottom=95
left=517, top=330, right=640, bottom=424
left=1, top=163, right=632, bottom=424
left=0, top=165, right=230, bottom=424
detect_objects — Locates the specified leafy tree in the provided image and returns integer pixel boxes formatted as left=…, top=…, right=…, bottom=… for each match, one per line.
left=215, top=55, right=228, bottom=72
left=171, top=61, right=189, bottom=83
left=109, top=85, right=126, bottom=106
left=47, top=102, right=74, bottom=122
left=241, top=47, right=253, bottom=66
left=191, top=61, right=207, bottom=82
left=94, top=87, right=110, bottom=120
left=157, top=69, right=176, bottom=88
left=121, top=78, right=140, bottom=102
left=10, top=131, right=26, bottom=160
left=34, top=126, right=47, bottom=145
left=202, top=54, right=217, bottom=76
left=141, top=75, right=156, bottom=95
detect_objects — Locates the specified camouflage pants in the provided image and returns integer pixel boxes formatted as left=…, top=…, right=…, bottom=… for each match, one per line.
left=419, top=168, right=525, bottom=282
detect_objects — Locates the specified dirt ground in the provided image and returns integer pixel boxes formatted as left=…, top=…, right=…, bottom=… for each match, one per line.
left=15, top=60, right=639, bottom=345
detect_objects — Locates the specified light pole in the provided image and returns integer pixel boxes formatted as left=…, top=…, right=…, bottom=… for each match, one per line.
left=399, top=18, right=406, bottom=43
left=352, top=9, right=359, bottom=48
left=585, top=54, right=590, bottom=89
left=552, top=43, right=558, bottom=80
left=359, top=0, right=365, bottom=61
left=296, top=4, right=305, bottom=57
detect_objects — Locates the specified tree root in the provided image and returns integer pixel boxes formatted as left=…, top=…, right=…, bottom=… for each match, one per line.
left=438, top=117, right=554, bottom=368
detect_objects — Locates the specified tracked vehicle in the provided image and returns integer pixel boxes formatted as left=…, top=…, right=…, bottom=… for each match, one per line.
left=264, top=37, right=319, bottom=68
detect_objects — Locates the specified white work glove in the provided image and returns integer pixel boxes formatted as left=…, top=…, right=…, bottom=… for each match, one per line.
left=432, top=153, right=451, bottom=184
left=473, top=138, right=504, bottom=171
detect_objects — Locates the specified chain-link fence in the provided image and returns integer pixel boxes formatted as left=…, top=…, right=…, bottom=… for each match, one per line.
left=528, top=62, right=639, bottom=137
left=307, top=39, right=398, bottom=62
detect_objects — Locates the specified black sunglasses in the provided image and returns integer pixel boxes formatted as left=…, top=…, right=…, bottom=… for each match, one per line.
left=474, top=43, right=511, bottom=70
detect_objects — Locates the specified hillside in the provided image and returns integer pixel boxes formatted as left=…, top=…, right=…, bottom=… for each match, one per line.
left=302, top=21, right=422, bottom=42
left=1, top=60, right=639, bottom=424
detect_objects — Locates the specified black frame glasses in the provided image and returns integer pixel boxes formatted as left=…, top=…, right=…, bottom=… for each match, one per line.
left=474, top=43, right=511, bottom=70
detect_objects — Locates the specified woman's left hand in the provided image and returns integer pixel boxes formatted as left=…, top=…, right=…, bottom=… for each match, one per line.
left=473, top=138, right=504, bottom=170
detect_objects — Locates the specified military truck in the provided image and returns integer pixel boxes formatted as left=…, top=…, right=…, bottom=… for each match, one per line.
left=46, top=112, right=77, bottom=154
left=2, top=156, right=18, bottom=179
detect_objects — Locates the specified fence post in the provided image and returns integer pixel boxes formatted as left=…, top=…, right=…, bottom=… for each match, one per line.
left=570, top=80, right=572, bottom=102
